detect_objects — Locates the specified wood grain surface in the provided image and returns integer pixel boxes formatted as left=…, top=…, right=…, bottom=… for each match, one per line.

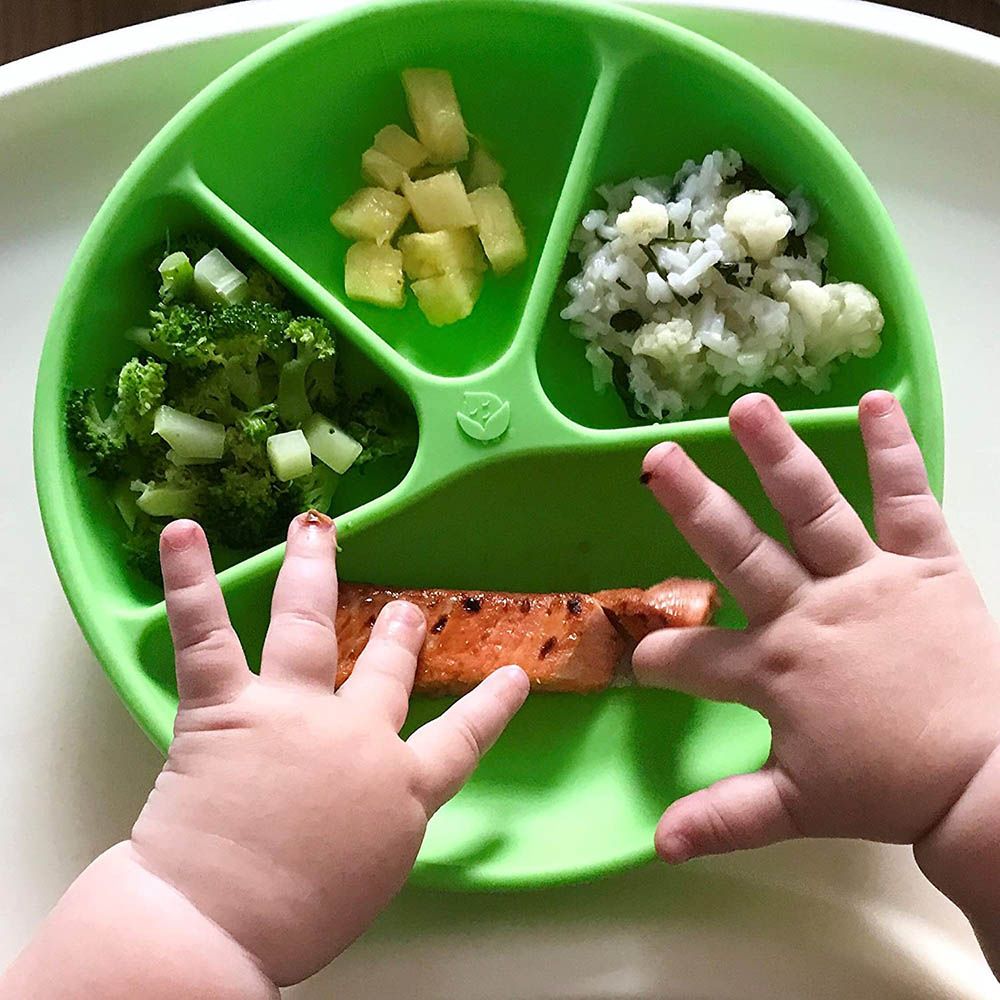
left=0, top=0, right=997, bottom=64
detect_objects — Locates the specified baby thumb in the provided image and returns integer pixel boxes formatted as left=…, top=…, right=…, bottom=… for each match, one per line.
left=655, top=767, right=800, bottom=863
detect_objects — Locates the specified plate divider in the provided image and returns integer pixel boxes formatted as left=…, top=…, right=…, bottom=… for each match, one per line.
left=177, top=168, right=435, bottom=400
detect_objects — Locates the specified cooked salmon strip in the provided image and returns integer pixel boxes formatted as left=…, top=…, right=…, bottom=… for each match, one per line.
left=334, top=578, right=717, bottom=695
left=592, top=579, right=719, bottom=642
left=335, top=585, right=623, bottom=695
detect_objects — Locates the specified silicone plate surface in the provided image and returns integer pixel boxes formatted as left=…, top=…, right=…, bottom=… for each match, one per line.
left=34, top=0, right=941, bottom=889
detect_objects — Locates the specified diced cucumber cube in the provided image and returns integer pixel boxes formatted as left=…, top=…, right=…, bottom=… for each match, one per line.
left=403, top=170, right=475, bottom=232
left=266, top=429, right=313, bottom=481
left=469, top=186, right=527, bottom=275
left=344, top=242, right=405, bottom=308
left=331, top=187, right=410, bottom=246
left=402, top=68, right=469, bottom=165
left=303, top=414, right=363, bottom=474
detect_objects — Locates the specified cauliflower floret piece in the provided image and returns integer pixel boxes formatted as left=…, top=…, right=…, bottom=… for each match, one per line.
left=785, top=279, right=885, bottom=367
left=616, top=195, right=670, bottom=244
left=632, top=318, right=696, bottom=360
left=723, top=189, right=794, bottom=261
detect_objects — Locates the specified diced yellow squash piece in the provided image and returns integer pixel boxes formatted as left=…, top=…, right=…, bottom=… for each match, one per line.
left=411, top=269, right=483, bottom=326
left=467, top=145, right=506, bottom=190
left=374, top=124, right=429, bottom=172
left=469, top=185, right=527, bottom=275
left=403, top=171, right=475, bottom=232
left=402, top=68, right=469, bottom=165
left=398, top=229, right=486, bottom=280
left=344, top=242, right=405, bottom=308
left=331, top=187, right=409, bottom=246
left=361, top=147, right=408, bottom=191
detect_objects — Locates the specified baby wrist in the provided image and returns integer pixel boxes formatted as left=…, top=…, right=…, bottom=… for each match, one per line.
left=914, top=743, right=1000, bottom=928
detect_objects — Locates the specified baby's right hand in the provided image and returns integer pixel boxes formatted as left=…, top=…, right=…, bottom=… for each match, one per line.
left=635, top=392, right=1000, bottom=881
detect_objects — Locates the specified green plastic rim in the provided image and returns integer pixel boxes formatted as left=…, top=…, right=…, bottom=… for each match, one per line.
left=33, top=0, right=941, bottom=891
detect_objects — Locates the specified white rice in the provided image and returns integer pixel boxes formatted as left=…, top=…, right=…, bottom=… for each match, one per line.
left=561, top=149, right=884, bottom=421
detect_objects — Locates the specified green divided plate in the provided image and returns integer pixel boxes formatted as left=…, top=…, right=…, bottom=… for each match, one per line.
left=33, top=0, right=942, bottom=890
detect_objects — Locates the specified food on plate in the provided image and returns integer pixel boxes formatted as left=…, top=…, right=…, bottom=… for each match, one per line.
left=331, top=68, right=526, bottom=325
left=401, top=67, right=469, bottom=165
left=344, top=242, right=405, bottom=308
left=330, top=187, right=410, bottom=246
left=373, top=124, right=430, bottom=172
left=402, top=170, right=477, bottom=231
left=335, top=578, right=717, bottom=695
left=467, top=143, right=505, bottom=190
left=65, top=235, right=411, bottom=581
left=410, top=269, right=485, bottom=326
left=562, top=149, right=884, bottom=421
left=398, top=229, right=486, bottom=280
left=593, top=579, right=719, bottom=642
left=468, top=185, right=527, bottom=275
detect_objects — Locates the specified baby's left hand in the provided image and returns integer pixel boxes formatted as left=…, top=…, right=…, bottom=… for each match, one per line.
left=131, top=511, right=528, bottom=988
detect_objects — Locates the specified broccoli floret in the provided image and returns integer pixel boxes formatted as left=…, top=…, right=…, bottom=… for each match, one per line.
left=209, top=302, right=292, bottom=408
left=116, top=358, right=166, bottom=436
left=296, top=463, right=340, bottom=514
left=234, top=403, right=278, bottom=445
left=66, top=388, right=127, bottom=479
left=147, top=303, right=221, bottom=367
left=277, top=317, right=336, bottom=426
left=305, top=357, right=339, bottom=414
left=209, top=301, right=292, bottom=350
left=123, top=523, right=163, bottom=584
left=201, top=465, right=285, bottom=550
left=338, top=389, right=412, bottom=467
left=69, top=231, right=413, bottom=585
left=169, top=365, right=239, bottom=424
left=245, top=265, right=287, bottom=307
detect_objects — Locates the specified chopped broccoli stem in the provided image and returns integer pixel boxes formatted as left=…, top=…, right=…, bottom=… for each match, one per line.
left=135, top=482, right=198, bottom=518
left=193, top=249, right=249, bottom=306
left=153, top=405, right=225, bottom=460
left=266, top=429, right=313, bottom=481
left=158, top=251, right=194, bottom=302
left=303, top=413, right=362, bottom=474
left=277, top=357, right=312, bottom=426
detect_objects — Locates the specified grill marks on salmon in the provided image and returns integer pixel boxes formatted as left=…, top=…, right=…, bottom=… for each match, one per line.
left=335, top=579, right=717, bottom=695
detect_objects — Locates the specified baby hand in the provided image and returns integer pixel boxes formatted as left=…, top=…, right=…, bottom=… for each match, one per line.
left=635, top=392, right=1000, bottom=868
left=131, top=512, right=528, bottom=988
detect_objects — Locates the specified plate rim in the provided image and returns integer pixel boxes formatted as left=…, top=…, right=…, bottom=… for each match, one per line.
left=1, top=0, right=997, bottom=103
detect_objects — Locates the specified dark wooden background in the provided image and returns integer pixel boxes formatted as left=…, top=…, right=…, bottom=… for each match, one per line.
left=1, top=0, right=997, bottom=63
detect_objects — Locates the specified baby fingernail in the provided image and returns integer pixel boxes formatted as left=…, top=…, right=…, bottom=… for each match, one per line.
left=378, top=600, right=425, bottom=636
left=866, top=391, right=895, bottom=416
left=162, top=519, right=200, bottom=551
left=302, top=509, right=335, bottom=531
